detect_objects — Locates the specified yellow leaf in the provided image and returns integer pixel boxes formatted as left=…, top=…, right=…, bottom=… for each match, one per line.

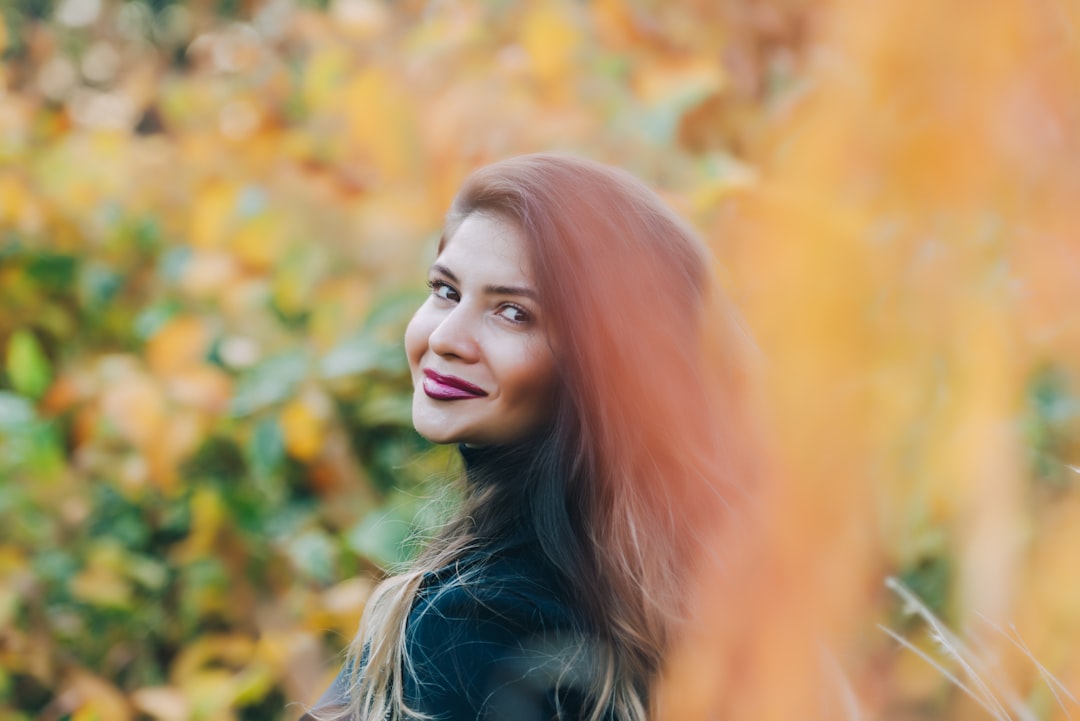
left=0, top=175, right=25, bottom=225
left=342, top=68, right=416, bottom=181
left=252, top=630, right=291, bottom=671
left=173, top=634, right=255, bottom=683
left=230, top=212, right=285, bottom=272
left=66, top=671, right=133, bottom=721
left=232, top=663, right=274, bottom=705
left=70, top=565, right=132, bottom=609
left=280, top=397, right=325, bottom=462
left=271, top=262, right=310, bottom=317
left=0, top=174, right=43, bottom=234
left=173, top=488, right=225, bottom=562
left=520, top=4, right=582, bottom=86
left=0, top=544, right=26, bottom=576
left=190, top=181, right=237, bottom=249
left=70, top=543, right=135, bottom=609
left=302, top=47, right=350, bottom=112
left=178, top=669, right=237, bottom=721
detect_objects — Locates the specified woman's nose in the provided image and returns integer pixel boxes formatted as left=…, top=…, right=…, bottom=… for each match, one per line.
left=427, top=306, right=481, bottom=361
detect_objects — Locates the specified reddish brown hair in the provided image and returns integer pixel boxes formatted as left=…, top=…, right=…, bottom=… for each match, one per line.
left=335, top=153, right=748, bottom=721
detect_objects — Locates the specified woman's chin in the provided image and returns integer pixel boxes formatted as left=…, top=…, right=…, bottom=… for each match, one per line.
left=411, top=416, right=467, bottom=445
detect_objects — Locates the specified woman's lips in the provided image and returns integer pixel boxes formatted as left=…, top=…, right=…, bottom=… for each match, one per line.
left=422, top=369, right=488, bottom=400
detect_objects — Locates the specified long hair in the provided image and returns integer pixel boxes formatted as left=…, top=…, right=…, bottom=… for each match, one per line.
left=333, top=154, right=748, bottom=721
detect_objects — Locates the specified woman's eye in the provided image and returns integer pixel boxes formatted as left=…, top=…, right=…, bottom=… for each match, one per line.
left=498, top=305, right=530, bottom=324
left=428, top=280, right=459, bottom=302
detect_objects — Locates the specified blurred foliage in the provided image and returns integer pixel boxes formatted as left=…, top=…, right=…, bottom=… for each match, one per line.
left=0, top=0, right=1078, bottom=720
left=655, top=0, right=1080, bottom=718
left=0, top=0, right=797, bottom=718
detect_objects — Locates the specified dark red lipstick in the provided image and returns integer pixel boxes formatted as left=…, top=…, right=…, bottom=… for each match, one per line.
left=422, top=369, right=488, bottom=400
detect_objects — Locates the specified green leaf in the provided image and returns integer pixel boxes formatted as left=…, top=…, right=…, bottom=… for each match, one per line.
left=0, top=391, right=36, bottom=430
left=229, top=351, right=309, bottom=417
left=5, top=330, right=51, bottom=399
left=124, top=553, right=169, bottom=591
left=894, top=555, right=951, bottom=628
left=345, top=505, right=414, bottom=569
left=1024, top=365, right=1078, bottom=487
left=248, top=417, right=284, bottom=475
left=284, top=528, right=337, bottom=584
left=133, top=300, right=182, bottom=340
left=26, top=253, right=77, bottom=292
left=78, top=263, right=123, bottom=310
left=319, top=290, right=420, bottom=379
left=157, top=246, right=191, bottom=283
left=357, top=391, right=413, bottom=427
left=132, top=216, right=163, bottom=250
left=320, top=337, right=382, bottom=378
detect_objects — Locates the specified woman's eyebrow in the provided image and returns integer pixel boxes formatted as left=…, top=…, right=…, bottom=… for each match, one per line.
left=430, top=263, right=537, bottom=301
left=484, top=284, right=537, bottom=301
left=430, top=263, right=458, bottom=281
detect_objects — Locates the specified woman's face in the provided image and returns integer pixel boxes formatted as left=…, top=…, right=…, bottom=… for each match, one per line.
left=405, top=213, right=559, bottom=446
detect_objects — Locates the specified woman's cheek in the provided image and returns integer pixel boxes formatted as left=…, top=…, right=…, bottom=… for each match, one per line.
left=505, top=341, right=560, bottom=427
left=403, top=305, right=431, bottom=379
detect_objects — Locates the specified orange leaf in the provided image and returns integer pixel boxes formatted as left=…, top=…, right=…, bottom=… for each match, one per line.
left=166, top=364, right=232, bottom=412
left=147, top=315, right=211, bottom=377
left=100, top=374, right=166, bottom=447
left=146, top=410, right=207, bottom=494
left=40, top=370, right=91, bottom=416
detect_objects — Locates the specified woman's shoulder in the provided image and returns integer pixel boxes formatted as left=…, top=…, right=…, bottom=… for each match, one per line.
left=412, top=542, right=584, bottom=638
left=404, top=546, right=597, bottom=720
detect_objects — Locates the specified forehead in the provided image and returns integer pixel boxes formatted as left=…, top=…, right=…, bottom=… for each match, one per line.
left=437, top=214, right=533, bottom=283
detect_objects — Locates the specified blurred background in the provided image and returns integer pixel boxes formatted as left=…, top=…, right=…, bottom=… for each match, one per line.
left=1, top=0, right=1078, bottom=719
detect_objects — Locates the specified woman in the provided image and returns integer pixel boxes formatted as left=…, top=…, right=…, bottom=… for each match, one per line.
left=307, top=153, right=747, bottom=721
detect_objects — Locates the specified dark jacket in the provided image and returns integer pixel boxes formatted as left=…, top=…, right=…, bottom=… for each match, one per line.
left=304, top=448, right=598, bottom=721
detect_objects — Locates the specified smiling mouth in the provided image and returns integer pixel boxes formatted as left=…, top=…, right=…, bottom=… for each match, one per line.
left=422, top=369, right=488, bottom=400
